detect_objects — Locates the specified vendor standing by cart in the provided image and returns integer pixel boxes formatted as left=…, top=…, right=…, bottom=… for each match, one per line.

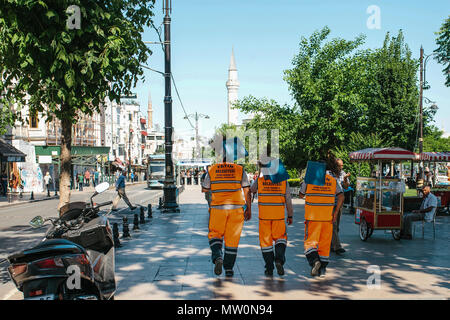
left=328, top=158, right=350, bottom=254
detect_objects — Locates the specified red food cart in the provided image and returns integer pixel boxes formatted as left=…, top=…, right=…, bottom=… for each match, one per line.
left=419, top=152, right=450, bottom=214
left=349, top=147, right=418, bottom=241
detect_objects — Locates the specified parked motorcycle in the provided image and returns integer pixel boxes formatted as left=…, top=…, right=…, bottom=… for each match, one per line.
left=7, top=182, right=116, bottom=300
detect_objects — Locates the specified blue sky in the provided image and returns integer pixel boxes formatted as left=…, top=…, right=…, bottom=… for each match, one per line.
left=133, top=0, right=449, bottom=140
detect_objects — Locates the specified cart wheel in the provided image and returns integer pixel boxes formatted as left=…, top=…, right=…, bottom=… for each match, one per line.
left=359, top=218, right=369, bottom=241
left=368, top=226, right=374, bottom=238
left=392, top=229, right=401, bottom=240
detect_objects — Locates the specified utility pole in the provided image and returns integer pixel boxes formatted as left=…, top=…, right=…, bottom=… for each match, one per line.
left=419, top=46, right=424, bottom=183
left=128, top=125, right=132, bottom=180
left=184, top=111, right=209, bottom=158
left=162, top=0, right=179, bottom=213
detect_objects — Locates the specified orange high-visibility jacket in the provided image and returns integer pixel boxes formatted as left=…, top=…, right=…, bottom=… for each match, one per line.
left=304, top=174, right=336, bottom=221
left=209, top=163, right=245, bottom=206
left=258, top=177, right=286, bottom=220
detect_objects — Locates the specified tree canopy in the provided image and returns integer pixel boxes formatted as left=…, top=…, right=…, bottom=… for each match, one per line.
left=0, top=0, right=155, bottom=208
left=235, top=27, right=432, bottom=173
left=434, top=15, right=450, bottom=86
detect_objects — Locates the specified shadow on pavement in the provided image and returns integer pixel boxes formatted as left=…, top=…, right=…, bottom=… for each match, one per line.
left=113, top=201, right=450, bottom=299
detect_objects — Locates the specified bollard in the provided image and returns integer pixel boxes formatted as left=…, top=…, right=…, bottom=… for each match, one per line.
left=158, top=197, right=163, bottom=209
left=30, top=191, right=34, bottom=200
left=140, top=206, right=146, bottom=224
left=147, top=204, right=153, bottom=218
left=112, top=223, right=122, bottom=248
left=122, top=216, right=131, bottom=238
left=133, top=213, right=139, bottom=230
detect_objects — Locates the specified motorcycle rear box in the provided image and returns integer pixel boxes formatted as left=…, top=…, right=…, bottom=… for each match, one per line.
left=62, top=217, right=112, bottom=252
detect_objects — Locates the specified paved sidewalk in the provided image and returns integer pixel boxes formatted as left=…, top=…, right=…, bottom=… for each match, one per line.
left=114, top=185, right=450, bottom=300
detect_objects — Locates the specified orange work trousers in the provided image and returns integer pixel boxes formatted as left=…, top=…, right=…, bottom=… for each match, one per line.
left=208, top=207, right=244, bottom=271
left=259, top=219, right=287, bottom=248
left=304, top=220, right=333, bottom=265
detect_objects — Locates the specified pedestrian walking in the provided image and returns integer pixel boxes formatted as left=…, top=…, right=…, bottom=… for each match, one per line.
left=1, top=169, right=8, bottom=196
left=251, top=160, right=294, bottom=277
left=84, top=169, right=90, bottom=187
left=111, top=169, right=137, bottom=211
left=130, top=171, right=135, bottom=183
left=44, top=172, right=52, bottom=197
left=94, top=169, right=99, bottom=187
left=201, top=157, right=252, bottom=277
left=77, top=172, right=84, bottom=191
left=328, top=158, right=350, bottom=255
left=299, top=166, right=344, bottom=277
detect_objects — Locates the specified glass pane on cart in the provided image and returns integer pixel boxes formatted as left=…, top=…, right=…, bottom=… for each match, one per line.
left=355, top=189, right=375, bottom=211
left=357, top=179, right=376, bottom=190
left=379, top=190, right=402, bottom=212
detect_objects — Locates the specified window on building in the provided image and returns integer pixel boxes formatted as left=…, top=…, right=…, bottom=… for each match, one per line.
left=118, top=145, right=125, bottom=156
left=129, top=113, right=132, bottom=121
left=147, top=136, right=155, bottom=140
left=157, top=136, right=164, bottom=141
left=29, top=110, right=39, bottom=128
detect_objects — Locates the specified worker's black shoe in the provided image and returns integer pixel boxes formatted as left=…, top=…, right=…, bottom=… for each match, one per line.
left=335, top=248, right=346, bottom=255
left=130, top=206, right=137, bottom=210
left=319, top=266, right=327, bottom=277
left=225, top=270, right=234, bottom=277
left=214, top=258, right=223, bottom=276
left=311, top=260, right=321, bottom=277
left=264, top=268, right=273, bottom=277
left=275, top=261, right=285, bottom=276
left=111, top=208, right=118, bottom=212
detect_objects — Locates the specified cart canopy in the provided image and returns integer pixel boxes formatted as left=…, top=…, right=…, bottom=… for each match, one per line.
left=419, top=152, right=450, bottom=162
left=349, top=147, right=418, bottom=161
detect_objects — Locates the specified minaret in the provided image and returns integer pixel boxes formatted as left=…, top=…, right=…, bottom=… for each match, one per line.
left=226, top=48, right=240, bottom=125
left=147, top=89, right=153, bottom=131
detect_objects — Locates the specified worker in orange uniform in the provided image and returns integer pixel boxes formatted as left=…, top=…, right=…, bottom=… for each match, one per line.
left=251, top=167, right=294, bottom=277
left=299, top=171, right=344, bottom=277
left=201, top=158, right=252, bottom=277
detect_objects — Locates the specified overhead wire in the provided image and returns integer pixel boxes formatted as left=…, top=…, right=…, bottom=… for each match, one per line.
left=149, top=21, right=195, bottom=130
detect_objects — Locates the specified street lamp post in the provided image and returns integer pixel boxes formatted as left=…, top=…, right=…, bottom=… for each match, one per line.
left=161, top=0, right=179, bottom=213
left=418, top=46, right=439, bottom=181
left=184, top=112, right=209, bottom=159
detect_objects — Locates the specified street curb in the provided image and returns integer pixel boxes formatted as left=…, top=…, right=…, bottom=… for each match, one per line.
left=0, top=195, right=60, bottom=209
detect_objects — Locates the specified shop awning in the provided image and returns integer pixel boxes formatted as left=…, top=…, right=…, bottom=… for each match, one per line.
left=420, top=152, right=450, bottom=162
left=35, top=145, right=110, bottom=166
left=349, top=148, right=418, bottom=161
left=141, top=130, right=148, bottom=136
left=0, top=139, right=26, bottom=162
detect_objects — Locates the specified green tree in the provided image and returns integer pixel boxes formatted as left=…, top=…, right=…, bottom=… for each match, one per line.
left=422, top=126, right=450, bottom=152
left=332, top=132, right=386, bottom=186
left=283, top=26, right=368, bottom=164
left=0, top=0, right=155, bottom=209
left=434, top=15, right=450, bottom=86
left=236, top=27, right=426, bottom=173
left=363, top=31, right=421, bottom=149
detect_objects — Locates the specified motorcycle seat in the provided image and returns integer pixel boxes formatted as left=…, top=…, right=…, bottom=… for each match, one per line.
left=8, top=239, right=87, bottom=263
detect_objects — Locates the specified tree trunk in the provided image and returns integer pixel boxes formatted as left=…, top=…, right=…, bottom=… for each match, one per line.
left=57, top=117, right=72, bottom=213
